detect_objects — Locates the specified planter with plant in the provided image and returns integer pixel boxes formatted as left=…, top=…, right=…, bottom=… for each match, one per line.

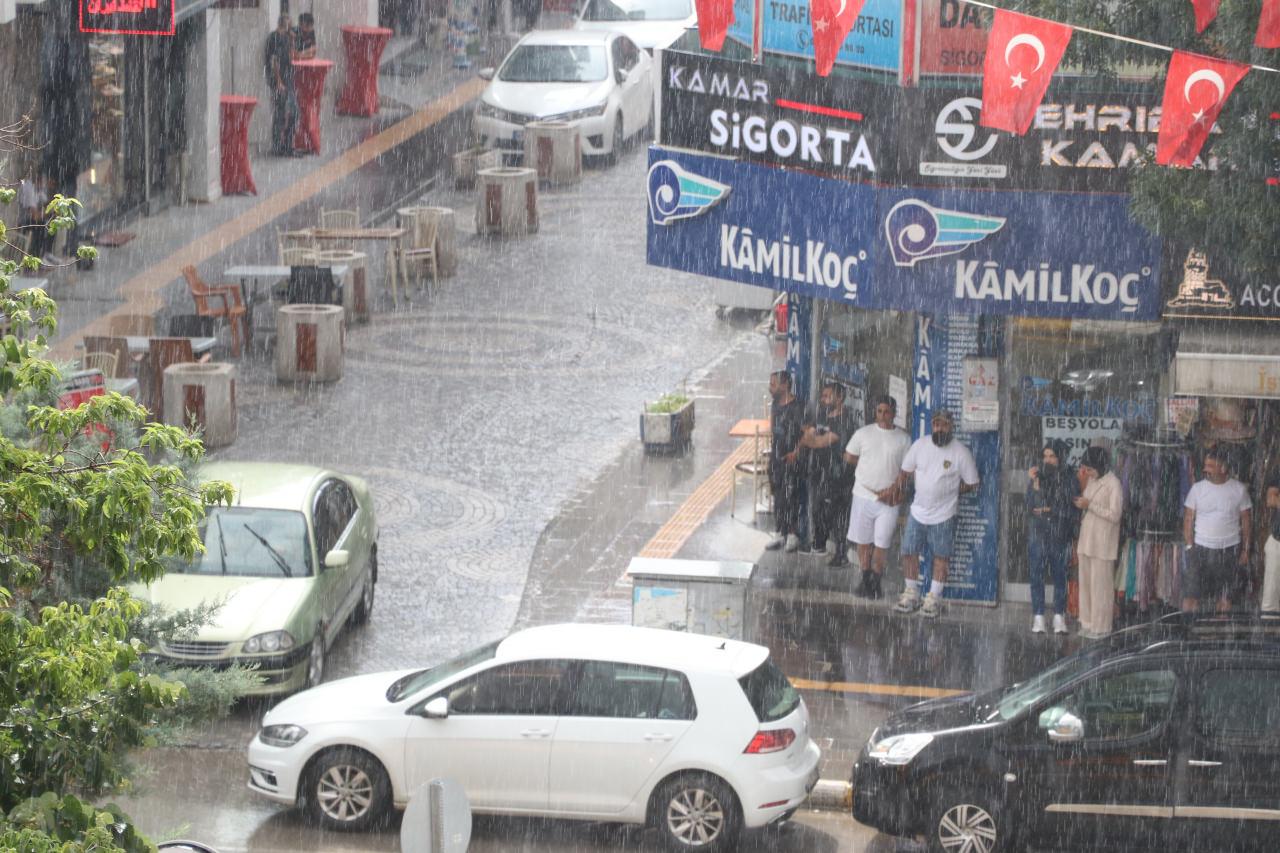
left=641, top=392, right=695, bottom=452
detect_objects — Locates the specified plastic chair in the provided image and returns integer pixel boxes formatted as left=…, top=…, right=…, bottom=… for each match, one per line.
left=277, top=228, right=316, bottom=264
left=181, top=265, right=247, bottom=358
left=108, top=313, right=156, bottom=337
left=396, top=213, right=439, bottom=295
left=280, top=246, right=318, bottom=266
left=319, top=209, right=359, bottom=250
left=83, top=335, right=137, bottom=378
left=81, top=350, right=119, bottom=378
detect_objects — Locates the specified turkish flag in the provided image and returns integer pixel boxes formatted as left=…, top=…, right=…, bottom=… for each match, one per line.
left=1190, top=0, right=1220, bottom=33
left=695, top=0, right=734, bottom=51
left=979, top=10, right=1073, bottom=135
left=1257, top=0, right=1280, bottom=48
left=1156, top=50, right=1250, bottom=167
left=810, top=0, right=867, bottom=77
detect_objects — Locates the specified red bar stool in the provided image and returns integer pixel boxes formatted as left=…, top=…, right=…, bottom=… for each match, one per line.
left=219, top=95, right=258, bottom=195
left=292, top=59, right=334, bottom=154
left=337, top=25, right=393, bottom=117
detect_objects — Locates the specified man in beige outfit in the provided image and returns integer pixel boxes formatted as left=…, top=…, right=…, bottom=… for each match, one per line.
left=1074, top=447, right=1124, bottom=639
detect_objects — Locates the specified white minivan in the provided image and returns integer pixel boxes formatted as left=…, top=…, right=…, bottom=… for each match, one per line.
left=247, top=624, right=820, bottom=851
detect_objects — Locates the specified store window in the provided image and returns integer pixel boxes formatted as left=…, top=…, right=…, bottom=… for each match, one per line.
left=82, top=35, right=127, bottom=222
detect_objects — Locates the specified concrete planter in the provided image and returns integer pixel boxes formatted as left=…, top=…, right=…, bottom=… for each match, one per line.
left=276, top=303, right=344, bottom=383
left=523, top=120, right=582, bottom=186
left=162, top=362, right=237, bottom=448
left=452, top=146, right=502, bottom=189
left=475, top=166, right=539, bottom=237
left=640, top=398, right=695, bottom=453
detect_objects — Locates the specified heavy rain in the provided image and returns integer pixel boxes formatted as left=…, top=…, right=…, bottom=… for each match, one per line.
left=1, top=0, right=1279, bottom=851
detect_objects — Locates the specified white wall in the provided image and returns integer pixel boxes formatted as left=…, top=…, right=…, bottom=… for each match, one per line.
left=219, top=0, right=283, bottom=151
left=185, top=9, right=222, bottom=202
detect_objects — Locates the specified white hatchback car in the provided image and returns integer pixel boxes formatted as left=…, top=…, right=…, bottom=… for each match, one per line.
left=473, top=30, right=654, bottom=160
left=247, top=624, right=820, bottom=851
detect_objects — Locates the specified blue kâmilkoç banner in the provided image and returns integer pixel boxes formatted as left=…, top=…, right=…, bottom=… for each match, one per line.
left=725, top=0, right=902, bottom=72
left=645, top=146, right=1164, bottom=321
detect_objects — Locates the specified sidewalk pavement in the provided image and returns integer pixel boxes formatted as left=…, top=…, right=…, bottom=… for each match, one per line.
left=515, top=323, right=1081, bottom=812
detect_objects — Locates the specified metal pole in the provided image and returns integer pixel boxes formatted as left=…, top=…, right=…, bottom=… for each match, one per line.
left=751, top=0, right=763, bottom=63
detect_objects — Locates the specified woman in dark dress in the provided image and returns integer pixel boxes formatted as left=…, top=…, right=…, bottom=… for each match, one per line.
left=1026, top=439, right=1079, bottom=634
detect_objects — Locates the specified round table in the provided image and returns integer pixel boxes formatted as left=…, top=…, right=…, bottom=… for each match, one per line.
left=337, top=26, right=393, bottom=117
left=219, top=95, right=258, bottom=195
left=292, top=59, right=334, bottom=154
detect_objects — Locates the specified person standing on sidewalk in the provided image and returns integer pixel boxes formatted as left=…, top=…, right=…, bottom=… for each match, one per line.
left=844, top=396, right=911, bottom=597
left=265, top=14, right=301, bottom=157
left=765, top=371, right=805, bottom=553
left=798, top=382, right=858, bottom=565
left=1074, top=446, right=1123, bottom=638
left=1182, top=448, right=1252, bottom=615
left=1025, top=439, right=1078, bottom=635
left=295, top=13, right=318, bottom=59
left=1263, top=477, right=1280, bottom=616
left=893, top=411, right=979, bottom=618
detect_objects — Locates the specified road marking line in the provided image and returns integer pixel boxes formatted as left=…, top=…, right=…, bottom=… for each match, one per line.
left=51, top=77, right=487, bottom=360
left=635, top=439, right=754, bottom=560
left=790, top=677, right=968, bottom=699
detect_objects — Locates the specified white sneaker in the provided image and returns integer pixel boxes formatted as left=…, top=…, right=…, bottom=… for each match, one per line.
left=894, top=588, right=921, bottom=613
left=764, top=534, right=785, bottom=550
left=1032, top=615, right=1046, bottom=634
left=920, top=592, right=943, bottom=618
left=1053, top=614, right=1068, bottom=634
left=784, top=534, right=800, bottom=553
left=824, top=540, right=837, bottom=556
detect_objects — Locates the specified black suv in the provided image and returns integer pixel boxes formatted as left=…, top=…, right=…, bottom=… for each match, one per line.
left=851, top=615, right=1280, bottom=853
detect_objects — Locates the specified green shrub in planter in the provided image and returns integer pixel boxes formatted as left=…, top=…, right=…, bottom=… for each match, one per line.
left=641, top=393, right=695, bottom=452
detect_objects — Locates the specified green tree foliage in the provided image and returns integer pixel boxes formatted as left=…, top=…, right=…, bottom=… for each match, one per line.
left=1016, top=0, right=1280, bottom=274
left=1, top=163, right=233, bottom=847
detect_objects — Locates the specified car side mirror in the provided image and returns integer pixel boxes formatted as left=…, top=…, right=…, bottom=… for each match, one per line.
left=324, top=549, right=349, bottom=569
left=478, top=67, right=495, bottom=81
left=1045, top=709, right=1085, bottom=743
left=615, top=66, right=629, bottom=85
left=423, top=696, right=449, bottom=719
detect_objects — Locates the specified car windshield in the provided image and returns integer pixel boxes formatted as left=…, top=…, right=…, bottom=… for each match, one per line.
left=738, top=658, right=800, bottom=722
left=167, top=507, right=312, bottom=579
left=498, top=44, right=608, bottom=83
left=386, top=639, right=503, bottom=702
left=991, top=644, right=1111, bottom=721
left=582, top=0, right=691, bottom=20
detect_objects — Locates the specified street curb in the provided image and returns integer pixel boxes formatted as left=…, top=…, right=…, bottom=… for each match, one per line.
left=807, top=779, right=852, bottom=812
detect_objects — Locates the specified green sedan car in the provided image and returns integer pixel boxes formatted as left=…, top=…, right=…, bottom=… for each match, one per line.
left=131, top=462, right=379, bottom=696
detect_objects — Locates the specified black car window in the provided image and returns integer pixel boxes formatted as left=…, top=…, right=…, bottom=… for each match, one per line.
left=312, top=482, right=336, bottom=557
left=1194, top=668, right=1280, bottom=745
left=617, top=36, right=639, bottom=70
left=570, top=661, right=695, bottom=719
left=327, top=479, right=357, bottom=541
left=444, top=660, right=570, bottom=715
left=1053, top=669, right=1176, bottom=741
left=738, top=659, right=799, bottom=722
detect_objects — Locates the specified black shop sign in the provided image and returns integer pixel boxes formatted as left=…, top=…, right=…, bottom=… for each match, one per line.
left=1163, top=244, right=1280, bottom=323
left=80, top=0, right=175, bottom=35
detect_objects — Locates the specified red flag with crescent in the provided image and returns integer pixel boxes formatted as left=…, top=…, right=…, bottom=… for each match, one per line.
left=1257, top=0, right=1280, bottom=48
left=810, top=0, right=867, bottom=77
left=979, top=10, right=1073, bottom=135
left=694, top=0, right=734, bottom=50
left=1190, top=0, right=1221, bottom=32
left=1156, top=50, right=1250, bottom=167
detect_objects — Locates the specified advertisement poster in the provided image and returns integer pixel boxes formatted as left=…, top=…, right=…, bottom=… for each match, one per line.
left=80, top=0, right=174, bottom=34
left=724, top=0, right=902, bottom=72
left=1165, top=397, right=1200, bottom=437
left=889, top=374, right=908, bottom=429
left=1041, top=416, right=1124, bottom=465
left=962, top=356, right=999, bottom=431
left=918, top=0, right=990, bottom=76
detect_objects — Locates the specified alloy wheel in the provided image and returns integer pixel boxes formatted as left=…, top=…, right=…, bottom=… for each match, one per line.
left=665, top=786, right=725, bottom=847
left=936, top=801, right=998, bottom=853
left=315, top=763, right=373, bottom=823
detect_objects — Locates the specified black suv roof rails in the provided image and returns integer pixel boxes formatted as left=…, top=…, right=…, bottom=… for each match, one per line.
left=1144, top=610, right=1280, bottom=642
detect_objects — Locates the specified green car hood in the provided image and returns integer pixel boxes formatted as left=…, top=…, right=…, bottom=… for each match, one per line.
left=132, top=574, right=315, bottom=644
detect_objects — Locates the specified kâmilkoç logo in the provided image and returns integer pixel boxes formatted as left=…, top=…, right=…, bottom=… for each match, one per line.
left=884, top=199, right=1005, bottom=267
left=647, top=160, right=731, bottom=225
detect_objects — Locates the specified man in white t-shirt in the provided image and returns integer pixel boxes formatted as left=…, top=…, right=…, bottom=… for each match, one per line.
left=1182, top=448, right=1252, bottom=614
left=843, top=395, right=911, bottom=599
left=893, top=410, right=980, bottom=618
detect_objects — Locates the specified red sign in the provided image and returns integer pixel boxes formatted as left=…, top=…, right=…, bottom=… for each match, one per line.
left=919, top=0, right=990, bottom=77
left=80, top=0, right=175, bottom=36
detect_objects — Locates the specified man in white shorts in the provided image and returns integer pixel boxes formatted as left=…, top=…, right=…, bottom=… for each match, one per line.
left=844, top=396, right=911, bottom=599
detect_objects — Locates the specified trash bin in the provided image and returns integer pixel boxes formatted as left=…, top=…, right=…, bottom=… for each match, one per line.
left=626, top=557, right=755, bottom=641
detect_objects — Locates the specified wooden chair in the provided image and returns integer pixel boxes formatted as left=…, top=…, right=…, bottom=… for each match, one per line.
left=108, top=313, right=155, bottom=337
left=319, top=208, right=360, bottom=250
left=146, top=337, right=209, bottom=416
left=181, top=265, right=247, bottom=358
left=396, top=213, right=439, bottom=295
left=81, top=350, right=119, bottom=379
left=277, top=228, right=316, bottom=264
left=280, top=246, right=318, bottom=266
left=82, top=335, right=137, bottom=378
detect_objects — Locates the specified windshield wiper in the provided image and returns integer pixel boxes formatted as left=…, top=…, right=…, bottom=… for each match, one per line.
left=242, top=523, right=293, bottom=578
left=215, top=514, right=228, bottom=575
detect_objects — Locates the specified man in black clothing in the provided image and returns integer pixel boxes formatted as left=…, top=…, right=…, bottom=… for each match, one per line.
left=296, top=13, right=318, bottom=59
left=800, top=382, right=858, bottom=566
left=265, top=14, right=301, bottom=156
left=766, top=370, right=806, bottom=553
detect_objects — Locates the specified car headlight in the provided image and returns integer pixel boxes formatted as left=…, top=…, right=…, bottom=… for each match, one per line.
left=476, top=102, right=528, bottom=124
left=242, top=631, right=296, bottom=654
left=547, top=102, right=609, bottom=122
left=867, top=733, right=934, bottom=766
left=259, top=724, right=308, bottom=748
left=476, top=101, right=499, bottom=119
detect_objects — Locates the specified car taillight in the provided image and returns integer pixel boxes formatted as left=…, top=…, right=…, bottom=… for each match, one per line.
left=743, top=728, right=796, bottom=754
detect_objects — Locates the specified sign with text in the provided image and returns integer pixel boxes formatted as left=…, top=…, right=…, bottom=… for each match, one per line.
left=80, top=0, right=175, bottom=34
left=724, top=0, right=903, bottom=72
left=1041, top=416, right=1124, bottom=466
left=1162, top=244, right=1280, bottom=322
left=646, top=146, right=1164, bottom=321
left=919, top=0, right=990, bottom=76
left=962, top=356, right=998, bottom=431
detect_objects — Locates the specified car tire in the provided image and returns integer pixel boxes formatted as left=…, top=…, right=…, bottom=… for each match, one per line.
left=302, top=748, right=391, bottom=832
left=928, top=787, right=1006, bottom=853
left=351, top=552, right=376, bottom=625
left=653, top=773, right=741, bottom=852
left=608, top=113, right=625, bottom=165
left=304, top=634, right=326, bottom=689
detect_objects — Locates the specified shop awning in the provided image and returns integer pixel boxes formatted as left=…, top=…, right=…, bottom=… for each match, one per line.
left=1174, top=326, right=1280, bottom=398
